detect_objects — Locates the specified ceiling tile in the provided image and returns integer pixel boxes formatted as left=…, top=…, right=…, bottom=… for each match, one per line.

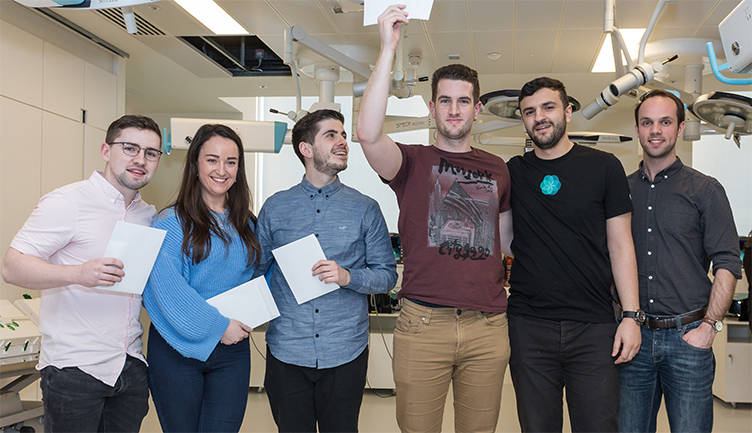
left=467, top=1, right=515, bottom=32
left=552, top=28, right=604, bottom=73
left=314, top=0, right=377, bottom=35
left=516, top=1, right=565, bottom=30
left=561, top=0, right=605, bottom=30
left=655, top=1, right=717, bottom=28
left=692, top=26, right=722, bottom=41
left=428, top=32, right=476, bottom=68
left=473, top=31, right=515, bottom=75
left=515, top=29, right=557, bottom=74
left=702, top=0, right=743, bottom=27
left=268, top=0, right=336, bottom=35
left=649, top=26, right=696, bottom=41
left=425, top=0, right=469, bottom=33
left=615, top=0, right=665, bottom=28
left=220, top=0, right=290, bottom=36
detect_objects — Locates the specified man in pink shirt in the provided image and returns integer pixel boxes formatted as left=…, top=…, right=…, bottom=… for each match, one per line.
left=2, top=115, right=162, bottom=432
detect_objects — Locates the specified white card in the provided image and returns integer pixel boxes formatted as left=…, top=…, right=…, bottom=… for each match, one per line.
left=271, top=234, right=339, bottom=305
left=364, top=0, right=434, bottom=26
left=97, top=221, right=166, bottom=295
left=206, top=277, right=280, bottom=329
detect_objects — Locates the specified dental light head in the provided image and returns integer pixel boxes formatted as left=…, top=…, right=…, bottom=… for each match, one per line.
left=582, top=57, right=677, bottom=120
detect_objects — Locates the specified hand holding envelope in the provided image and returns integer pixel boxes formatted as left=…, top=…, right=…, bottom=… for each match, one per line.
left=364, top=0, right=434, bottom=26
left=96, top=221, right=167, bottom=295
left=272, top=234, right=340, bottom=304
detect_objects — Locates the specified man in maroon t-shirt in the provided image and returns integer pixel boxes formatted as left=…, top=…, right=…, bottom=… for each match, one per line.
left=356, top=5, right=513, bottom=433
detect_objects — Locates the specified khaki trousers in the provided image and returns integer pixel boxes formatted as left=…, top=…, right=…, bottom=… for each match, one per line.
left=393, top=299, right=510, bottom=433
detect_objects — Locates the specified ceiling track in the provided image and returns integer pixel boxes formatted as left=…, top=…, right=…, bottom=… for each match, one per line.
left=32, top=8, right=130, bottom=58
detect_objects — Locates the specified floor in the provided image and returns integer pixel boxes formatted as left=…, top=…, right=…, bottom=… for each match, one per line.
left=133, top=386, right=752, bottom=433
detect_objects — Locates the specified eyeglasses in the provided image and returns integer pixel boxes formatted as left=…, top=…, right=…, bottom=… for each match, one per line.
left=108, top=142, right=163, bottom=161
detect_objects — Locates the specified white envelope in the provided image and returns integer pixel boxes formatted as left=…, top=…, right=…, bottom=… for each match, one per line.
left=271, top=234, right=339, bottom=305
left=206, top=277, right=280, bottom=329
left=364, top=0, right=434, bottom=26
left=97, top=221, right=166, bottom=295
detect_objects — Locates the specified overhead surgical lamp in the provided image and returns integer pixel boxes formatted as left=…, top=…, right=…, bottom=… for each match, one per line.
left=688, top=92, right=752, bottom=148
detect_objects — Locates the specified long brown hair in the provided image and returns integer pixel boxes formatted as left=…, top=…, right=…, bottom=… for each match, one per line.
left=174, top=124, right=260, bottom=267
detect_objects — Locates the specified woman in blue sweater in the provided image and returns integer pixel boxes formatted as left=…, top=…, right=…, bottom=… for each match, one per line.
left=143, top=124, right=260, bottom=432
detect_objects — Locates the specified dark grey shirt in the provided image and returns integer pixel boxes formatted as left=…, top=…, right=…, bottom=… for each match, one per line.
left=628, top=157, right=742, bottom=316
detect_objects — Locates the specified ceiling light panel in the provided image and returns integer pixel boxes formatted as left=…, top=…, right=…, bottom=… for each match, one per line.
left=592, top=28, right=645, bottom=73
left=174, top=0, right=248, bottom=35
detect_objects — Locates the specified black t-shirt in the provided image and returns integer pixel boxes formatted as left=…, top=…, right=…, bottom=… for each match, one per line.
left=507, top=144, right=633, bottom=322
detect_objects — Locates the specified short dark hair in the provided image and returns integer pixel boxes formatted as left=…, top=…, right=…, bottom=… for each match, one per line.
left=105, top=115, right=161, bottom=144
left=291, top=109, right=345, bottom=166
left=518, top=77, right=569, bottom=109
left=431, top=64, right=480, bottom=104
left=634, top=90, right=685, bottom=125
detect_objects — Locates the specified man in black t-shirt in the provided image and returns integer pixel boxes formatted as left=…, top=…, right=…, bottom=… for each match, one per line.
left=506, top=77, right=641, bottom=432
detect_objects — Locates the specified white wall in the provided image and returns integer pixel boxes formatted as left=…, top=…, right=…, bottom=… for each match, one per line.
left=0, top=17, right=121, bottom=303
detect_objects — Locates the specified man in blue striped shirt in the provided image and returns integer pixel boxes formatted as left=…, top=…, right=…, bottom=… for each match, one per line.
left=254, top=109, right=398, bottom=432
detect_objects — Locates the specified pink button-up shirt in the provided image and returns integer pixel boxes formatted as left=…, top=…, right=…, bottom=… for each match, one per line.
left=10, top=172, right=156, bottom=386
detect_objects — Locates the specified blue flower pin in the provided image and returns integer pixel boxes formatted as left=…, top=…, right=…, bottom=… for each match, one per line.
left=540, top=175, right=561, bottom=195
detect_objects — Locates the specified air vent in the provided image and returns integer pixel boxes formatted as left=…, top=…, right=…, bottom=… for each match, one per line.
left=180, top=36, right=291, bottom=77
left=96, top=9, right=165, bottom=36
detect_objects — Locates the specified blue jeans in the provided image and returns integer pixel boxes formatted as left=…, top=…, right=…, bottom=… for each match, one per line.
left=40, top=355, right=149, bottom=433
left=618, top=319, right=715, bottom=433
left=147, top=324, right=250, bottom=433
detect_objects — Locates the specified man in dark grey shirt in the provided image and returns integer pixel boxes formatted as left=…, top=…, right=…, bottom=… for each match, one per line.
left=618, top=90, right=742, bottom=433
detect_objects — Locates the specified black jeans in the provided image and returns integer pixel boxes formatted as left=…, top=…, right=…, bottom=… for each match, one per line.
left=508, top=314, right=619, bottom=433
left=264, top=346, right=368, bottom=433
left=40, top=356, right=149, bottom=433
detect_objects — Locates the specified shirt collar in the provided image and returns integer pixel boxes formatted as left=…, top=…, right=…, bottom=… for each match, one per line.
left=90, top=171, right=142, bottom=206
left=638, top=157, right=684, bottom=182
left=300, top=175, right=342, bottom=200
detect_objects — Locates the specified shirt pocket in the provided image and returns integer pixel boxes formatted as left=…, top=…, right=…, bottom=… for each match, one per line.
left=659, top=201, right=698, bottom=237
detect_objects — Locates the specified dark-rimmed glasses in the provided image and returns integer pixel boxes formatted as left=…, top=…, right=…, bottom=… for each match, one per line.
left=108, top=142, right=163, bottom=161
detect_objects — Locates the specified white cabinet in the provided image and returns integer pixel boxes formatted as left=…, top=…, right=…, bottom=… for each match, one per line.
left=249, top=326, right=268, bottom=388
left=367, top=313, right=397, bottom=390
left=712, top=319, right=752, bottom=406
left=42, top=42, right=85, bottom=123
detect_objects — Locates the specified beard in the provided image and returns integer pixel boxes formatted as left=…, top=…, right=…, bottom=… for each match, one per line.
left=313, top=148, right=347, bottom=176
left=641, top=136, right=676, bottom=159
left=115, top=169, right=150, bottom=191
left=436, top=117, right=473, bottom=141
left=529, top=119, right=566, bottom=149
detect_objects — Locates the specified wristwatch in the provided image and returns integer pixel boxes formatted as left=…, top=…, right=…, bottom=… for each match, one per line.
left=702, top=317, right=723, bottom=333
left=622, top=309, right=646, bottom=325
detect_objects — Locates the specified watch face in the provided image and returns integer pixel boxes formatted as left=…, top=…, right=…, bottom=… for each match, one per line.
left=636, top=309, right=646, bottom=324
left=623, top=310, right=646, bottom=325
left=714, top=321, right=723, bottom=332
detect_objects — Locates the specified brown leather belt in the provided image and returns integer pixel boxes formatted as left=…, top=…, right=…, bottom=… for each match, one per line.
left=644, top=307, right=707, bottom=330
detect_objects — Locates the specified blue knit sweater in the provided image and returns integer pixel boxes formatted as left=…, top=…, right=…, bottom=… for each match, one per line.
left=143, top=208, right=256, bottom=361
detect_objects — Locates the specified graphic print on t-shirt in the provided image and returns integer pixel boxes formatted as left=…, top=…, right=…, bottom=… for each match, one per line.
left=428, top=158, right=498, bottom=260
